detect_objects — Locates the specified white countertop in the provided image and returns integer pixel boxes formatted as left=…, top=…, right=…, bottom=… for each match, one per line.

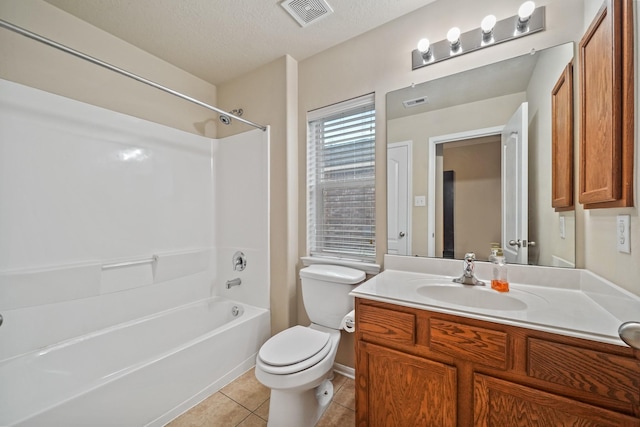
left=351, top=268, right=640, bottom=347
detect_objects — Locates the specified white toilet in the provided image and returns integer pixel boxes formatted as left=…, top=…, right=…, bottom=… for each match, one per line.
left=254, top=264, right=365, bottom=427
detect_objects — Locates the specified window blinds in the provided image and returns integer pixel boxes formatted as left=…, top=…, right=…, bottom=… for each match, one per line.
left=307, top=94, right=376, bottom=262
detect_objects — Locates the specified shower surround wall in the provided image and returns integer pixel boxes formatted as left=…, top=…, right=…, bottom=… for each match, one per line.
left=0, top=79, right=270, bottom=424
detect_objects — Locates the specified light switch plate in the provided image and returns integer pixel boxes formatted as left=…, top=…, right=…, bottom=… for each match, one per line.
left=414, top=196, right=426, bottom=207
left=617, top=215, right=630, bottom=253
left=559, top=216, right=566, bottom=239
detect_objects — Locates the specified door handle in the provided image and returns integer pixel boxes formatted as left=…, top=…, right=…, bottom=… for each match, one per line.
left=508, top=239, right=536, bottom=248
left=399, top=232, right=406, bottom=238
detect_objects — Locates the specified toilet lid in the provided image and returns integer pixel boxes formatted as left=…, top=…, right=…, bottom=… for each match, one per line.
left=258, top=326, right=331, bottom=374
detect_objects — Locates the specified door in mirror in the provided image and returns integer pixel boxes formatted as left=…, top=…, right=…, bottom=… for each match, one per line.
left=502, top=102, right=528, bottom=264
left=387, top=142, right=411, bottom=255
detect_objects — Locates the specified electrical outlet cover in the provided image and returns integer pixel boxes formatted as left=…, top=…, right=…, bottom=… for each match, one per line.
left=617, top=215, right=631, bottom=254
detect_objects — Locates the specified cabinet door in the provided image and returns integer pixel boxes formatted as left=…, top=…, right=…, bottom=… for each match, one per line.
left=551, top=61, right=574, bottom=211
left=357, top=342, right=456, bottom=427
left=578, top=0, right=634, bottom=208
left=474, top=374, right=640, bottom=427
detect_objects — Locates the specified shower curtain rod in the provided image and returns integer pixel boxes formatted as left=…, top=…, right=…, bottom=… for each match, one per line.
left=0, top=19, right=267, bottom=131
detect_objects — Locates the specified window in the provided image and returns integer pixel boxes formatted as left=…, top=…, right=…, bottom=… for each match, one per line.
left=307, top=94, right=376, bottom=262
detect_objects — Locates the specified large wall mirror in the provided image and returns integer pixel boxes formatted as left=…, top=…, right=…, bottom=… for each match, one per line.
left=387, top=42, right=575, bottom=267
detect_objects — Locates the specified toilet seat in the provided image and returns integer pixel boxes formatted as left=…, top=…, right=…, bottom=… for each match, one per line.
left=258, top=326, right=331, bottom=375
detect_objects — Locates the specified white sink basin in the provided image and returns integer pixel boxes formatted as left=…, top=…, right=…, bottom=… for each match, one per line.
left=416, top=285, right=528, bottom=311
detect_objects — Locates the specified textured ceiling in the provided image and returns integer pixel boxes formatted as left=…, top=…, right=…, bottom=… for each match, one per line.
left=44, top=0, right=438, bottom=86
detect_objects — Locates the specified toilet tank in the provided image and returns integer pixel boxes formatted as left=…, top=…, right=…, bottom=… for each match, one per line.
left=300, top=264, right=365, bottom=329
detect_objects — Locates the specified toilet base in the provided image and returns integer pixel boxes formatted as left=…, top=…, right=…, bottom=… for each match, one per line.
left=266, top=379, right=333, bottom=427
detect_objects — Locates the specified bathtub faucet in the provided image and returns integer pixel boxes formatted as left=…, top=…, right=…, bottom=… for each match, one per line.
left=453, top=252, right=485, bottom=286
left=233, top=251, right=247, bottom=271
left=226, top=277, right=242, bottom=289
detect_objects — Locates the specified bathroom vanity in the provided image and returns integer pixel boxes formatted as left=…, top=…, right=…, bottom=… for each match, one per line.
left=352, top=260, right=640, bottom=426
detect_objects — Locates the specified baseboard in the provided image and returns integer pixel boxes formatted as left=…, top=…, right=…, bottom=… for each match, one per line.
left=333, top=362, right=355, bottom=379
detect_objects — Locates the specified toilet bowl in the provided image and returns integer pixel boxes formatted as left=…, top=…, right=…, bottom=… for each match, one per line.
left=254, top=264, right=365, bottom=427
left=255, top=324, right=340, bottom=426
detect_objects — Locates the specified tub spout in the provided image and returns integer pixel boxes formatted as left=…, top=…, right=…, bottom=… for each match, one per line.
left=226, top=278, right=242, bottom=289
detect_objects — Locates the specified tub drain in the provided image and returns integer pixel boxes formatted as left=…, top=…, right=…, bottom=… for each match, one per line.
left=231, top=305, right=240, bottom=317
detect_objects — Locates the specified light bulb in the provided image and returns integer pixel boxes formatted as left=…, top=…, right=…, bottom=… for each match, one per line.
left=447, top=27, right=461, bottom=44
left=417, top=38, right=430, bottom=53
left=518, top=1, right=535, bottom=20
left=481, top=15, right=497, bottom=34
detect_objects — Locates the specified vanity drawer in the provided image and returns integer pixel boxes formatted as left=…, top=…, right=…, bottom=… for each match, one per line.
left=528, top=338, right=640, bottom=411
left=429, top=318, right=508, bottom=370
left=357, top=303, right=416, bottom=346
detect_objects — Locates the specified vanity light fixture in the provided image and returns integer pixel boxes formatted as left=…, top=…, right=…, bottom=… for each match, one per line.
left=447, top=27, right=461, bottom=52
left=481, top=14, right=497, bottom=44
left=417, top=38, right=432, bottom=61
left=412, top=2, right=545, bottom=70
left=517, top=1, right=536, bottom=32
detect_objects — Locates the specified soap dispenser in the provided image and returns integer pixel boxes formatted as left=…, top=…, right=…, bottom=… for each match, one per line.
left=491, top=248, right=509, bottom=293
left=488, top=242, right=500, bottom=263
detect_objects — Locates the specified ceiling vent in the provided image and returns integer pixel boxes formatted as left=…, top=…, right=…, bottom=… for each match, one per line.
left=281, top=0, right=334, bottom=28
left=403, top=96, right=429, bottom=108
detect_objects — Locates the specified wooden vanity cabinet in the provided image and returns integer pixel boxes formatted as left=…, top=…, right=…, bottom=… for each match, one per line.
left=578, top=0, right=634, bottom=208
left=474, top=375, right=637, bottom=426
left=359, top=343, right=457, bottom=426
left=355, top=298, right=640, bottom=426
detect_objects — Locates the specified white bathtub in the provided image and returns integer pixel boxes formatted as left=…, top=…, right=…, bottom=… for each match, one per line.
left=0, top=297, right=270, bottom=426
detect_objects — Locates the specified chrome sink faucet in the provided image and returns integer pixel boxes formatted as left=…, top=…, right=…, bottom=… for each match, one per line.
left=453, top=252, right=485, bottom=286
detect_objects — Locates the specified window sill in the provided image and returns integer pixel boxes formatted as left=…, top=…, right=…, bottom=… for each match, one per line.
left=301, top=256, right=381, bottom=275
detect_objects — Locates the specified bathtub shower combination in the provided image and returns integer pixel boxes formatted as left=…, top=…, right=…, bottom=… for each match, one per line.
left=0, top=79, right=271, bottom=426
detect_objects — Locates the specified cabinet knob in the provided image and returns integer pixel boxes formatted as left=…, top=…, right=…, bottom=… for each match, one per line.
left=399, top=231, right=406, bottom=238
left=618, top=321, right=640, bottom=350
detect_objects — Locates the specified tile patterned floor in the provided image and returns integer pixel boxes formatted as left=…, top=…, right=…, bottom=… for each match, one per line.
left=167, top=368, right=355, bottom=427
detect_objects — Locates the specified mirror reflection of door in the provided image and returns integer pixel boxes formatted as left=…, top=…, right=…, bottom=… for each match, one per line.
left=502, top=102, right=529, bottom=264
left=387, top=141, right=412, bottom=255
left=429, top=102, right=529, bottom=262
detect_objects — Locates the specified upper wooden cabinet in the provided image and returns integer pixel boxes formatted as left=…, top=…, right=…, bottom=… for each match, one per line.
left=578, top=0, right=634, bottom=208
left=552, top=61, right=574, bottom=211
